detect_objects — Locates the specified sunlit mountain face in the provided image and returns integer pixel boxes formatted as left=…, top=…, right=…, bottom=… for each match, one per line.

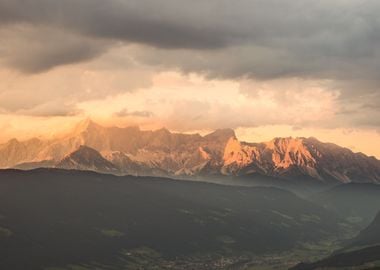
left=1, top=1, right=380, bottom=269
left=2, top=119, right=380, bottom=185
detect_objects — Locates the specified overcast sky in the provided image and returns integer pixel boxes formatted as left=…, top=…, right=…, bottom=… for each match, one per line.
left=1, top=0, right=380, bottom=157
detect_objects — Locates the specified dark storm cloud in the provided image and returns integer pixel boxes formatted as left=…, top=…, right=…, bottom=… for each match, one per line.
left=0, top=0, right=231, bottom=49
left=0, top=0, right=379, bottom=81
left=0, top=25, right=108, bottom=73
left=0, top=0, right=379, bottom=108
left=0, top=0, right=380, bottom=79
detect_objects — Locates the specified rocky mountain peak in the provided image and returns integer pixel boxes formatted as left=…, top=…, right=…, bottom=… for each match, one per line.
left=205, top=128, right=236, bottom=141
left=57, top=145, right=118, bottom=173
left=266, top=137, right=305, bottom=150
left=72, top=118, right=102, bottom=135
left=7, top=138, right=20, bottom=146
left=1, top=120, right=380, bottom=183
left=69, top=145, right=102, bottom=159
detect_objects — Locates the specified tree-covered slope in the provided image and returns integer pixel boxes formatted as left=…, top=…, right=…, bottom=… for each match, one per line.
left=0, top=169, right=343, bottom=270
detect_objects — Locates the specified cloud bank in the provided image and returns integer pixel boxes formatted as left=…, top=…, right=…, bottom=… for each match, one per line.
left=0, top=0, right=379, bottom=131
left=0, top=0, right=378, bottom=80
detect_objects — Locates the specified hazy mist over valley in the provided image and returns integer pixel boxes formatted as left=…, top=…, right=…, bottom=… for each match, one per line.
left=1, top=0, right=380, bottom=269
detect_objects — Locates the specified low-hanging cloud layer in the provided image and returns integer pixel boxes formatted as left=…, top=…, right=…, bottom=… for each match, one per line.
left=0, top=0, right=380, bottom=142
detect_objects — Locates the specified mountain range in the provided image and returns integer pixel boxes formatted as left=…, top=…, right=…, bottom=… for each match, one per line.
left=1, top=119, right=380, bottom=184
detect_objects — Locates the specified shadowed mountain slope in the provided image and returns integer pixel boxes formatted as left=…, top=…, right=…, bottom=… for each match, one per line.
left=311, top=183, right=380, bottom=227
left=56, top=145, right=119, bottom=173
left=291, top=212, right=380, bottom=270
left=0, top=168, right=345, bottom=270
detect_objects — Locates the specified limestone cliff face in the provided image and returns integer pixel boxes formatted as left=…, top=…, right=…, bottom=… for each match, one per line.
left=1, top=120, right=380, bottom=183
left=221, top=136, right=380, bottom=183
